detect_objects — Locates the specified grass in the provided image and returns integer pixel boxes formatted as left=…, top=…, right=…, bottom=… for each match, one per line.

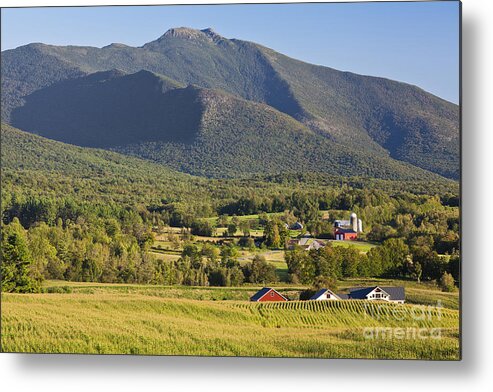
left=201, top=212, right=283, bottom=225
left=1, top=288, right=459, bottom=359
left=149, top=251, right=181, bottom=262
left=236, top=249, right=288, bottom=281
left=405, top=288, right=460, bottom=310
left=213, top=227, right=264, bottom=237
left=152, top=240, right=181, bottom=252
left=237, top=249, right=285, bottom=261
left=1, top=280, right=459, bottom=359
left=329, top=240, right=378, bottom=253
left=40, top=280, right=460, bottom=308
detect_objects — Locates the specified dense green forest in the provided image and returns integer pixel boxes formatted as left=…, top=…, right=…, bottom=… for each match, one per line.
left=1, top=124, right=459, bottom=292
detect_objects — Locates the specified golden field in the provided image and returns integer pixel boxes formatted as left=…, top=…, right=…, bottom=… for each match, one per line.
left=1, top=282, right=460, bottom=359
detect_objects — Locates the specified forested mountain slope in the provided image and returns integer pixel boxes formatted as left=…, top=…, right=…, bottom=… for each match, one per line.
left=2, top=27, right=459, bottom=179
left=7, top=70, right=446, bottom=180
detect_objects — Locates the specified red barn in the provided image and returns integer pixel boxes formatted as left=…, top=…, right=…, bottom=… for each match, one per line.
left=250, top=287, right=288, bottom=302
left=334, top=228, right=358, bottom=241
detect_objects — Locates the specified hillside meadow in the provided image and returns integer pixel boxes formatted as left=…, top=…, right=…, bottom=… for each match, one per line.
left=1, top=281, right=459, bottom=359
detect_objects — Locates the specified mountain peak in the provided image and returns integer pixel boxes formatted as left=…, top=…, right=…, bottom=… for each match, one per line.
left=200, top=28, right=221, bottom=40
left=102, top=42, right=130, bottom=49
left=162, top=27, right=203, bottom=39
left=158, top=27, right=224, bottom=43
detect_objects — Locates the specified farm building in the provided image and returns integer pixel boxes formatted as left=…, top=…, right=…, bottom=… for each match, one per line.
left=287, top=238, right=326, bottom=250
left=250, top=287, right=288, bottom=302
left=308, top=286, right=405, bottom=303
left=333, top=228, right=358, bottom=241
left=342, top=286, right=405, bottom=303
left=309, top=288, right=340, bottom=300
left=298, top=237, right=310, bottom=246
left=287, top=238, right=300, bottom=249
left=306, top=240, right=325, bottom=250
left=290, top=222, right=304, bottom=230
left=333, top=212, right=363, bottom=240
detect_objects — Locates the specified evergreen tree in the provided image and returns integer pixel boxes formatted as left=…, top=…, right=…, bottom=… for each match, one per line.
left=1, top=218, right=42, bottom=292
left=265, top=220, right=281, bottom=248
left=439, top=272, right=456, bottom=292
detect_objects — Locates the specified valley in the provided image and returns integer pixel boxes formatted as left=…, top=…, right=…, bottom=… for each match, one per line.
left=0, top=26, right=460, bottom=360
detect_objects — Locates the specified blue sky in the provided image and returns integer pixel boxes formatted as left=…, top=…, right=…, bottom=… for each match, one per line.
left=1, top=1, right=460, bottom=103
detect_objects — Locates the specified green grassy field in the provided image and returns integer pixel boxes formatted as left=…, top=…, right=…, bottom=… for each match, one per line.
left=236, top=249, right=288, bottom=281
left=1, top=281, right=459, bottom=359
left=214, top=227, right=265, bottom=237
left=329, top=240, right=378, bottom=253
left=202, top=212, right=283, bottom=225
left=149, top=251, right=181, bottom=262
left=38, top=279, right=460, bottom=310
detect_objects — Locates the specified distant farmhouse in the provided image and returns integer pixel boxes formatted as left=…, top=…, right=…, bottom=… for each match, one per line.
left=341, top=286, right=405, bottom=303
left=250, top=287, right=288, bottom=302
left=251, top=286, right=405, bottom=303
left=306, top=240, right=325, bottom=250
left=289, top=222, right=304, bottom=230
left=333, top=212, right=363, bottom=240
left=311, top=286, right=404, bottom=303
left=309, top=288, right=340, bottom=301
left=287, top=237, right=326, bottom=250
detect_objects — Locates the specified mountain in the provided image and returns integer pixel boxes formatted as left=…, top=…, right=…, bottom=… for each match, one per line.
left=1, top=121, right=191, bottom=182
left=1, top=122, right=216, bottom=209
left=0, top=123, right=458, bottom=205
left=1, top=27, right=459, bottom=179
left=11, top=69, right=197, bottom=148
left=7, top=69, right=444, bottom=180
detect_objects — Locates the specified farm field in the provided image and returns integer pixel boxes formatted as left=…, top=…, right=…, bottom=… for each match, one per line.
left=201, top=213, right=283, bottom=225
left=329, top=240, right=378, bottom=253
left=215, top=227, right=266, bottom=237
left=38, top=279, right=460, bottom=309
left=149, top=251, right=181, bottom=262
left=235, top=249, right=288, bottom=280
left=149, top=235, right=379, bottom=283
left=237, top=249, right=285, bottom=262
left=1, top=281, right=459, bottom=359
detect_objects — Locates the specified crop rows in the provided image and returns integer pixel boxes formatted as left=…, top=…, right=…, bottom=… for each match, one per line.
left=233, top=300, right=457, bottom=329
left=1, top=293, right=459, bottom=359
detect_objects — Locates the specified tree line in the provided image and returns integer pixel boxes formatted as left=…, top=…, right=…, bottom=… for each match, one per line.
left=285, top=239, right=459, bottom=291
left=1, top=169, right=459, bottom=292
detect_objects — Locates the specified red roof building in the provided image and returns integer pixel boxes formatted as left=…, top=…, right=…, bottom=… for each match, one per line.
left=334, top=228, right=358, bottom=241
left=250, top=287, right=288, bottom=302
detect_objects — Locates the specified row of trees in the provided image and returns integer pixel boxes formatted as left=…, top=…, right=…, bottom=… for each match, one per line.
left=0, top=215, right=279, bottom=292
left=285, top=239, right=459, bottom=288
left=1, top=216, right=154, bottom=292
left=3, top=174, right=458, bottom=246
left=156, top=245, right=277, bottom=287
left=1, top=172, right=459, bottom=292
left=219, top=188, right=457, bottom=221
left=213, top=190, right=459, bottom=258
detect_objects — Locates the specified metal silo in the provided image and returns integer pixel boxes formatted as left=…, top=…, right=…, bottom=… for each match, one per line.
left=350, top=212, right=358, bottom=232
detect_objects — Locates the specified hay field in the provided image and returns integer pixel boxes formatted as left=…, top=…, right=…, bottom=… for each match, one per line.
left=1, top=284, right=459, bottom=359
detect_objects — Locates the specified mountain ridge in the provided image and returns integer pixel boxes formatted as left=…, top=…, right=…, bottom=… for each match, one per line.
left=8, top=69, right=445, bottom=181
left=1, top=27, right=459, bottom=179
